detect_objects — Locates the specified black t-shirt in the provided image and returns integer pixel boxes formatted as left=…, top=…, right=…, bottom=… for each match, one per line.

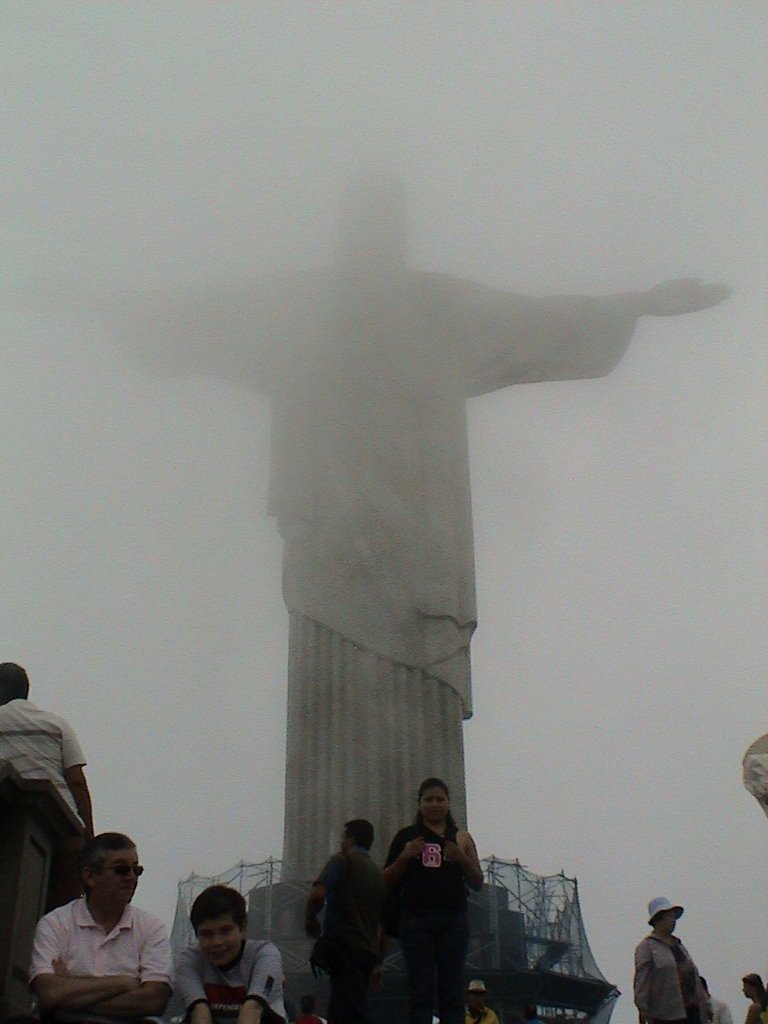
left=385, top=822, right=467, bottom=916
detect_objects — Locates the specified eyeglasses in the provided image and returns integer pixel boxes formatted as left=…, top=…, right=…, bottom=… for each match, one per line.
left=103, top=863, right=144, bottom=877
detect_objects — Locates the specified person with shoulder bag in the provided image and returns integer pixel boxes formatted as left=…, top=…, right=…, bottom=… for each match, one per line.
left=305, top=819, right=385, bottom=1024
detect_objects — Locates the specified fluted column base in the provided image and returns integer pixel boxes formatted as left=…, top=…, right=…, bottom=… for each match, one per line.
left=282, top=612, right=467, bottom=880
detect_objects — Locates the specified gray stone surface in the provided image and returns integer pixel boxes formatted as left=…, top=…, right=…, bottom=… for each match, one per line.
left=105, top=173, right=728, bottom=877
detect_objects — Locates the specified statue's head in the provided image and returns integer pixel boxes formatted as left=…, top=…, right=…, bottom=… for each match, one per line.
left=336, top=170, right=407, bottom=270
left=744, top=733, right=768, bottom=820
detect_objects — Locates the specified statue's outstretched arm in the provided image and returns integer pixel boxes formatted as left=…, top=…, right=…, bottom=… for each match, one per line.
left=15, top=270, right=329, bottom=389
left=109, top=270, right=330, bottom=388
left=420, top=272, right=729, bottom=397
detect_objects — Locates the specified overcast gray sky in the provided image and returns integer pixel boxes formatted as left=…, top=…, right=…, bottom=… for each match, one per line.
left=2, top=3, right=766, bottom=1022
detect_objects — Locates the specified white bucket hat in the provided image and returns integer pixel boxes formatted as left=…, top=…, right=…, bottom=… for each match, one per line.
left=648, top=896, right=684, bottom=925
left=467, top=979, right=488, bottom=994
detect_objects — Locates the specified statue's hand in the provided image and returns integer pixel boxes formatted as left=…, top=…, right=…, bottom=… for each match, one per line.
left=641, top=278, right=731, bottom=317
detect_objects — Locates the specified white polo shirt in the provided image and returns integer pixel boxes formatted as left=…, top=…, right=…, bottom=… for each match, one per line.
left=0, top=698, right=85, bottom=819
left=30, top=897, right=172, bottom=986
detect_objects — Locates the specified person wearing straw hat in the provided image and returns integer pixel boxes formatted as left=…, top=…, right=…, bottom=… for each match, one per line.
left=634, top=897, right=710, bottom=1024
left=464, top=979, right=499, bottom=1024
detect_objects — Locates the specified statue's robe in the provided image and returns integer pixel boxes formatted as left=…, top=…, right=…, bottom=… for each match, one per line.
left=114, top=266, right=639, bottom=876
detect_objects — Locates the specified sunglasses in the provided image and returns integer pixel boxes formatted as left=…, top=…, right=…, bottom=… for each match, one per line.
left=103, top=863, right=144, bottom=877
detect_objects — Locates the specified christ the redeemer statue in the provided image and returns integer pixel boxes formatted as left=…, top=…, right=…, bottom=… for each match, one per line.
left=104, top=174, right=727, bottom=878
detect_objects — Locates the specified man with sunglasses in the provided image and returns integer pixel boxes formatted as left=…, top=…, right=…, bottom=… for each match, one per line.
left=29, top=832, right=172, bottom=1023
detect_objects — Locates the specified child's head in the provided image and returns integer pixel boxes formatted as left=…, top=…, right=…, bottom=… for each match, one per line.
left=190, top=884, right=247, bottom=933
left=191, top=884, right=247, bottom=933
left=190, top=885, right=248, bottom=965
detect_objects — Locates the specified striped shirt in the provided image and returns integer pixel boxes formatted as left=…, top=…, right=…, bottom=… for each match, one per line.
left=0, top=698, right=86, bottom=819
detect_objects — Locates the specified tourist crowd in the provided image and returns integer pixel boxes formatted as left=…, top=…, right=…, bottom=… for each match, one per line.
left=0, top=662, right=761, bottom=1024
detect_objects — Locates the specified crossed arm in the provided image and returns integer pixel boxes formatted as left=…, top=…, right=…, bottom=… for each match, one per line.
left=31, top=911, right=171, bottom=1019
left=33, top=965, right=170, bottom=1017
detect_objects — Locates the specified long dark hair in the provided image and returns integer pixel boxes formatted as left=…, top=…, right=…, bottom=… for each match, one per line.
left=743, top=975, right=765, bottom=1001
left=414, top=776, right=459, bottom=832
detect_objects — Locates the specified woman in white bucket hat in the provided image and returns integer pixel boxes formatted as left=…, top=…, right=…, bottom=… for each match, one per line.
left=634, top=898, right=710, bottom=1024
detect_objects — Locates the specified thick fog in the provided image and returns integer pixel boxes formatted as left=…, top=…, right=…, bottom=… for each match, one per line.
left=2, top=4, right=766, bottom=1023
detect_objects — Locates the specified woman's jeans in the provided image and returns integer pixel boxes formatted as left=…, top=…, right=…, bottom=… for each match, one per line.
left=399, top=909, right=469, bottom=1024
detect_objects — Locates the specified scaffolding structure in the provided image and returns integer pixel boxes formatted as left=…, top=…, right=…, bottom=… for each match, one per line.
left=479, top=857, right=608, bottom=982
left=171, top=856, right=618, bottom=1024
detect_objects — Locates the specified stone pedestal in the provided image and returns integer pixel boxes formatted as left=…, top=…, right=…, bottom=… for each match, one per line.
left=0, top=763, right=84, bottom=1021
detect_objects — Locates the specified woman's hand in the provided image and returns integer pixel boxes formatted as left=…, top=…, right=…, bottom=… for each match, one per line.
left=402, top=836, right=425, bottom=861
left=443, top=840, right=467, bottom=866
left=383, top=835, right=425, bottom=888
